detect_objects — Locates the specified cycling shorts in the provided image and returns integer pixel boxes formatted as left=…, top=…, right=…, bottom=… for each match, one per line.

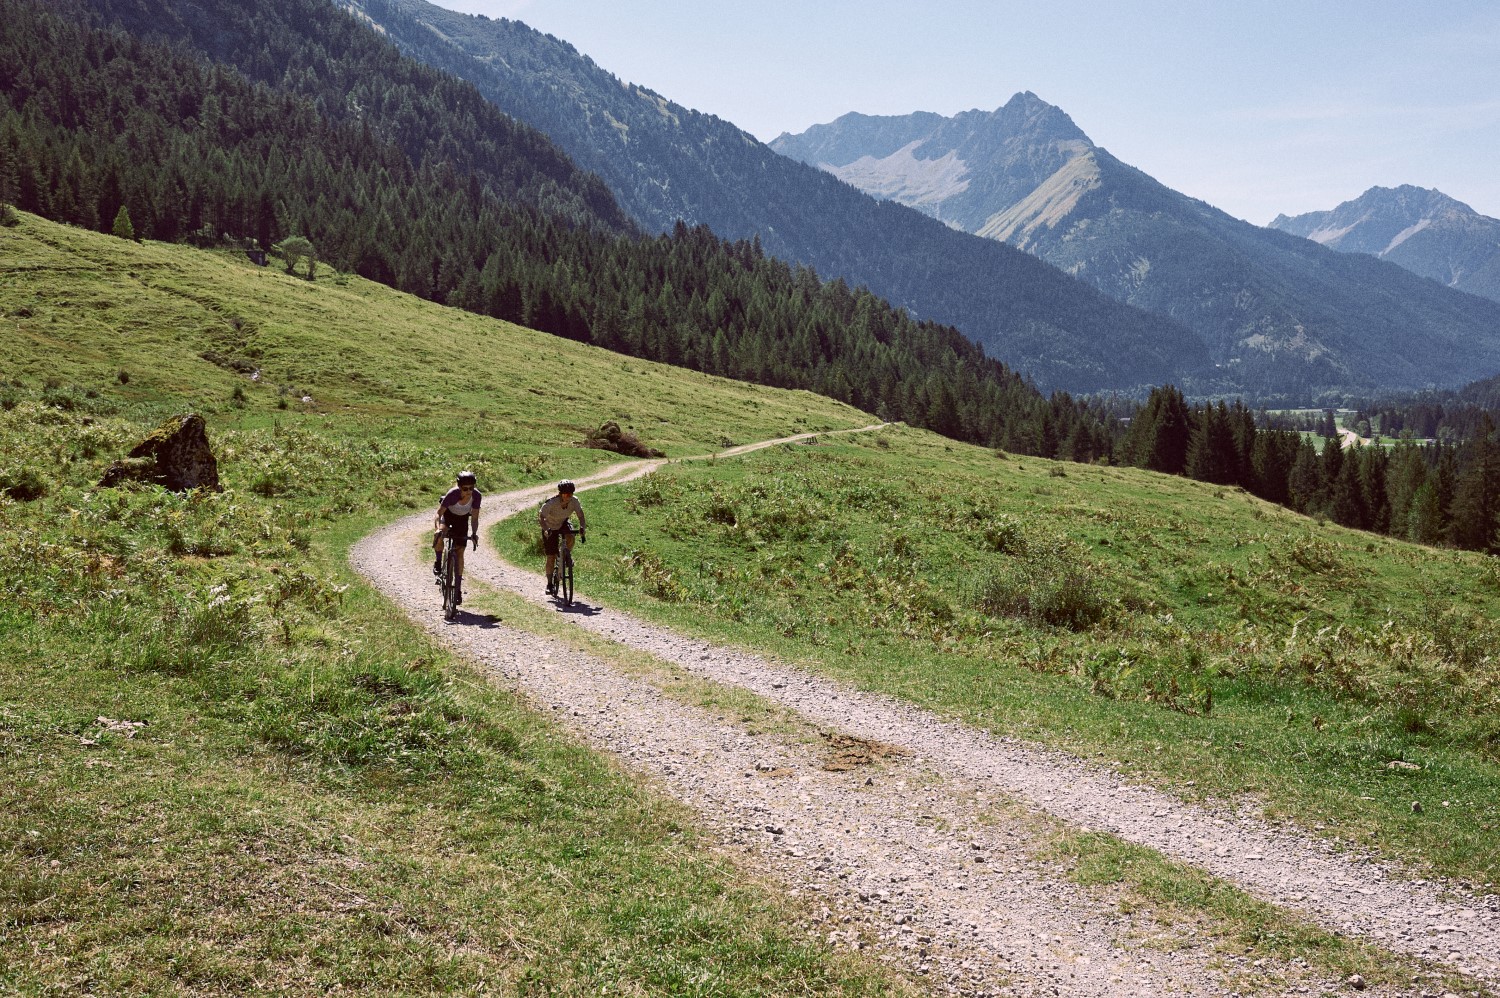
left=542, top=523, right=574, bottom=556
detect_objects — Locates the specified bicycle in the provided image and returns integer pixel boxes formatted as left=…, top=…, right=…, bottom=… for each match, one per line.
left=437, top=529, right=476, bottom=621
left=547, top=523, right=579, bottom=607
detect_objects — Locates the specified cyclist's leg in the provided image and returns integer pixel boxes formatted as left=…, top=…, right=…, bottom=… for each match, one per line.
left=433, top=528, right=443, bottom=573
left=543, top=529, right=558, bottom=591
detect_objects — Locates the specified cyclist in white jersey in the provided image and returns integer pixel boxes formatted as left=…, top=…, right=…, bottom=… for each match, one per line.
left=433, top=471, right=481, bottom=604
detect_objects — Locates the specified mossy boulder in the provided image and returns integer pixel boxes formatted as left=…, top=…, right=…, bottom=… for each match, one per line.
left=99, top=413, right=221, bottom=492
left=582, top=420, right=664, bottom=458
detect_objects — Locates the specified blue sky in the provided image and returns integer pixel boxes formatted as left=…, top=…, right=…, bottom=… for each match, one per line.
left=430, top=0, right=1500, bottom=225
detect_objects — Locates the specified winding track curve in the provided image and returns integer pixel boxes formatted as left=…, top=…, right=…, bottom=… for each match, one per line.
left=351, top=426, right=1499, bottom=997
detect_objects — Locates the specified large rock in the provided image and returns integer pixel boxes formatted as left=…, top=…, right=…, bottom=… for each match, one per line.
left=99, top=414, right=221, bottom=492
left=582, top=420, right=664, bottom=458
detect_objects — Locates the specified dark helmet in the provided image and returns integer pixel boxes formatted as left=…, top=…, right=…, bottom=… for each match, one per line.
left=557, top=480, right=576, bottom=494
left=457, top=470, right=477, bottom=486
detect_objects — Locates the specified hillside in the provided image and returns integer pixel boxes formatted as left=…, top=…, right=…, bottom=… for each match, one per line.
left=6, top=0, right=1121, bottom=457
left=0, top=211, right=914, bottom=995
left=332, top=0, right=1209, bottom=394
left=1271, top=185, right=1500, bottom=304
left=7, top=212, right=1500, bottom=993
left=773, top=97, right=1500, bottom=400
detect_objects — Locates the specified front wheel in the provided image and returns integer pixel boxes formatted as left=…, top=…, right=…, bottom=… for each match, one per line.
left=442, top=547, right=458, bottom=620
left=558, top=556, right=574, bottom=607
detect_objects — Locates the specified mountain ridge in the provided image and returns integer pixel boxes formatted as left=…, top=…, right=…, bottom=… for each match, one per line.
left=775, top=102, right=1500, bottom=398
left=339, top=0, right=1210, bottom=394
left=1270, top=185, right=1500, bottom=304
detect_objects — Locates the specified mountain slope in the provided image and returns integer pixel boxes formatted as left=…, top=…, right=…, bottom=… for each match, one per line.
left=1270, top=186, right=1500, bottom=305
left=6, top=0, right=1119, bottom=458
left=774, top=98, right=1500, bottom=398
left=337, top=0, right=1209, bottom=394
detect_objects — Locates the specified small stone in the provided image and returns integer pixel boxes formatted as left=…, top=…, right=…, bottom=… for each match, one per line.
left=1411, top=801, right=1423, bottom=813
left=1345, top=973, right=1366, bottom=990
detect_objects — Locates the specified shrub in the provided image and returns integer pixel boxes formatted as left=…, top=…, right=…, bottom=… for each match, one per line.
left=973, top=539, right=1114, bottom=631
left=981, top=515, right=1026, bottom=555
left=1, top=466, right=46, bottom=501
left=621, top=547, right=686, bottom=602
left=975, top=561, right=1112, bottom=631
left=0, top=203, right=18, bottom=227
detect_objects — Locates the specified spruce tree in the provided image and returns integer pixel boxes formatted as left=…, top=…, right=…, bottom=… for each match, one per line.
left=1329, top=453, right=1367, bottom=529
left=1288, top=440, right=1323, bottom=514
left=111, top=204, right=136, bottom=241
left=1449, top=419, right=1500, bottom=551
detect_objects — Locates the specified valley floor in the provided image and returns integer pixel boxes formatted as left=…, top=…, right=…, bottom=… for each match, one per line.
left=351, top=433, right=1500, bottom=998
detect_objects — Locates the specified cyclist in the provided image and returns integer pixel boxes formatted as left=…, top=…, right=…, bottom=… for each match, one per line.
left=433, top=471, right=481, bottom=605
left=539, top=479, right=586, bottom=594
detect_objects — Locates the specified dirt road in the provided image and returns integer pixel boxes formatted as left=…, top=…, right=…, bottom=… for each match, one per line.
left=351, top=428, right=1498, bottom=997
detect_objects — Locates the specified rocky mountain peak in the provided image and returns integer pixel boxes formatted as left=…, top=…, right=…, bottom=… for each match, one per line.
left=1270, top=186, right=1500, bottom=303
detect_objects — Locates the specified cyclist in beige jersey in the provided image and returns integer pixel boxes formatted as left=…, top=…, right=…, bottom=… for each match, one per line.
left=539, top=480, right=586, bottom=594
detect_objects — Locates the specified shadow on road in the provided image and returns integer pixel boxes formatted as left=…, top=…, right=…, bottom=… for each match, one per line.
left=445, top=611, right=503, bottom=628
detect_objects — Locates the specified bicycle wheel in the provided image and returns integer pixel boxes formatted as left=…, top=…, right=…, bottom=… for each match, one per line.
left=442, top=542, right=457, bottom=619
left=559, top=553, right=574, bottom=606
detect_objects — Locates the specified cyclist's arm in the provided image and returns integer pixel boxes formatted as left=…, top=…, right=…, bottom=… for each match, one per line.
left=574, top=500, right=586, bottom=533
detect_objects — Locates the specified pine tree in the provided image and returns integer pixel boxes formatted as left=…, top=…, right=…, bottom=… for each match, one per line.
left=1288, top=440, right=1323, bottom=514
left=1449, top=418, right=1500, bottom=551
left=1329, top=453, right=1367, bottom=529
left=111, top=204, right=136, bottom=241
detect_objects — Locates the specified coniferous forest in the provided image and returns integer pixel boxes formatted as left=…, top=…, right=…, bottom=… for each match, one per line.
left=1124, top=387, right=1500, bottom=553
left=3, top=0, right=1497, bottom=553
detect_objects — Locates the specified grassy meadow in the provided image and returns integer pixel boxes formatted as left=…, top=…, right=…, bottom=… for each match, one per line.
left=494, top=426, right=1500, bottom=890
left=0, top=212, right=904, bottom=995
left=4, top=208, right=1499, bottom=995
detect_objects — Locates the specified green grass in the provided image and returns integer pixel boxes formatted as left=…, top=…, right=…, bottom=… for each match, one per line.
left=6, top=207, right=1499, bottom=993
left=0, top=213, right=906, bottom=996
left=494, top=426, right=1500, bottom=891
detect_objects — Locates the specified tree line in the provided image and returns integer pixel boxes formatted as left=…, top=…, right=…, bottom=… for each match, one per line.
left=1124, top=386, right=1499, bottom=553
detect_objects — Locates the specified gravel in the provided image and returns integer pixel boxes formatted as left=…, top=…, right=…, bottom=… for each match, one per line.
left=351, top=439, right=1499, bottom=997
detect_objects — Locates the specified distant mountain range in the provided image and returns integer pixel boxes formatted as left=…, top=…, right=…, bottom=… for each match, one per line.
left=1270, top=186, right=1500, bottom=305
left=772, top=98, right=1500, bottom=398
left=341, top=0, right=1211, bottom=395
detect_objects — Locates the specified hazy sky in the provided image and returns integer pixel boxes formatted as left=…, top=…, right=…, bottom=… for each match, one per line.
left=429, top=0, right=1500, bottom=225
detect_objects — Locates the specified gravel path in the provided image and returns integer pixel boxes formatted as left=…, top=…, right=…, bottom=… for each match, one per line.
left=351, top=433, right=1499, bottom=997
